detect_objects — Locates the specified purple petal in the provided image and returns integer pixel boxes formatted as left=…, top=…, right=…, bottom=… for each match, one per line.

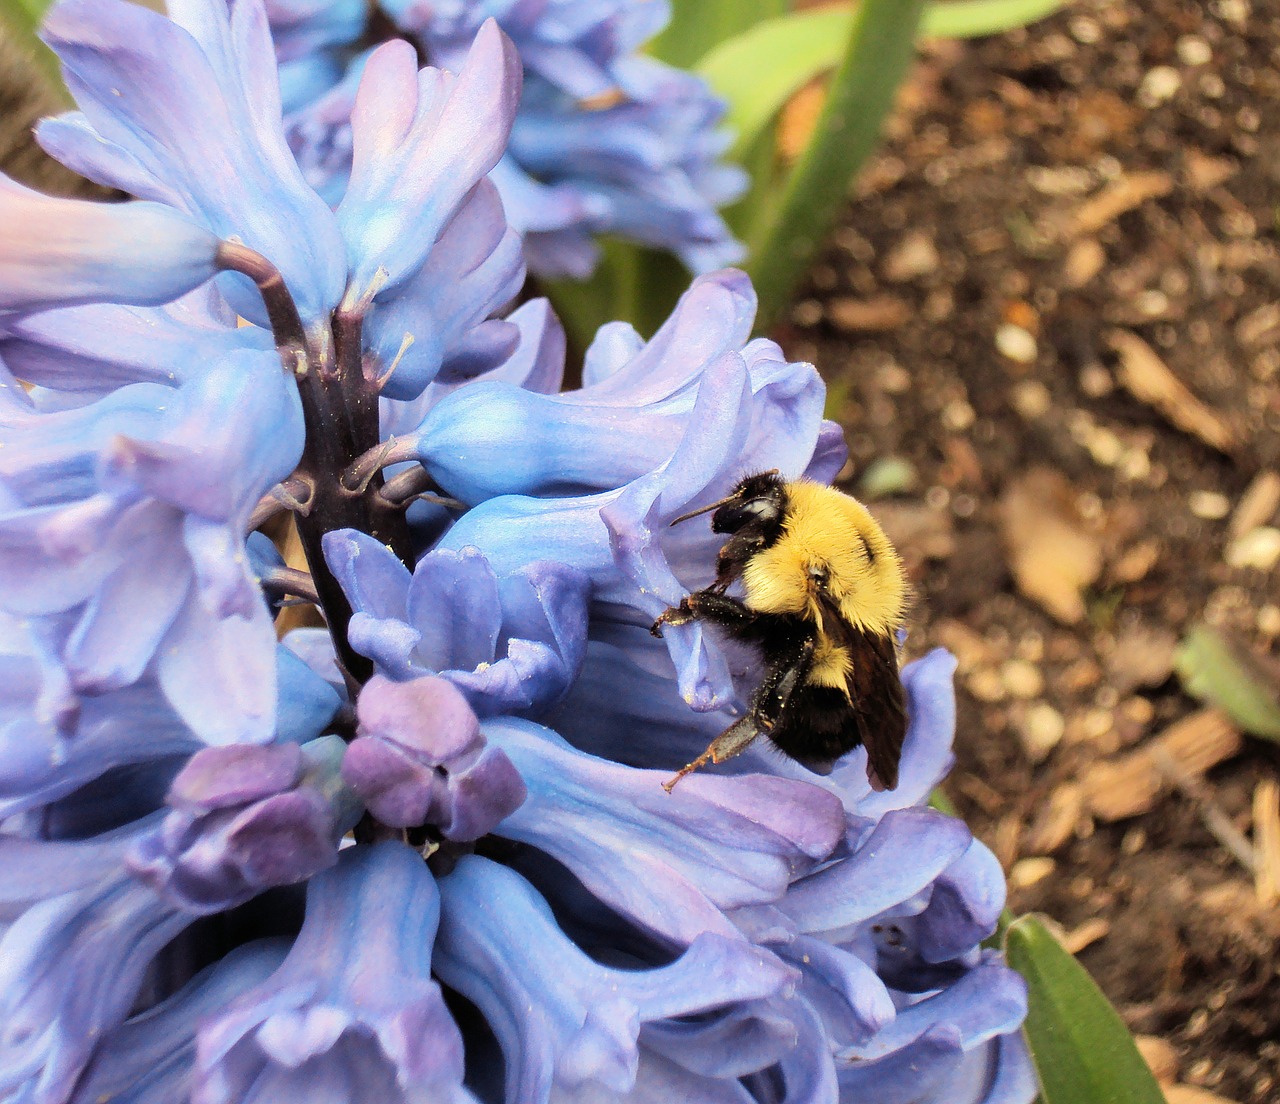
left=486, top=718, right=844, bottom=944
left=781, top=808, right=974, bottom=939
left=194, top=842, right=470, bottom=1104
left=0, top=175, right=218, bottom=313
left=434, top=855, right=795, bottom=1101
left=40, top=0, right=346, bottom=327
left=337, top=22, right=521, bottom=300
left=169, top=744, right=304, bottom=812
left=69, top=940, right=289, bottom=1104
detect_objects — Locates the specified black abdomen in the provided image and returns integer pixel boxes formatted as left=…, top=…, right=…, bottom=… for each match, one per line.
left=768, top=683, right=867, bottom=773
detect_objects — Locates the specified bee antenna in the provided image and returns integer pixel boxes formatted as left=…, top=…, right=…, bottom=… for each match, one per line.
left=669, top=496, right=732, bottom=527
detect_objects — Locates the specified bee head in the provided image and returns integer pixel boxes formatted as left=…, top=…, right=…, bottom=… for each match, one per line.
left=710, top=472, right=786, bottom=534
left=668, top=471, right=787, bottom=534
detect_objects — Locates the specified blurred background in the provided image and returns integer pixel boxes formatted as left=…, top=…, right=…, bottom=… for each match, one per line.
left=773, top=3, right=1280, bottom=1101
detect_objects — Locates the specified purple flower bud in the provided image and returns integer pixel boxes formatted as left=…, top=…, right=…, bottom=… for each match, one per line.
left=129, top=737, right=358, bottom=913
left=344, top=674, right=525, bottom=837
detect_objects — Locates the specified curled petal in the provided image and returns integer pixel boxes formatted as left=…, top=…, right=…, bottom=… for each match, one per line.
left=337, top=23, right=522, bottom=302
left=781, top=808, right=973, bottom=941
left=0, top=830, right=190, bottom=1103
left=70, top=940, right=289, bottom=1104
left=194, top=842, right=472, bottom=1104
left=434, top=855, right=796, bottom=1103
left=485, top=718, right=844, bottom=944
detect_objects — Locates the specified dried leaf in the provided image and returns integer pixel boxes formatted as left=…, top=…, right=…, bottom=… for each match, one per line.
left=1227, top=470, right=1280, bottom=541
left=826, top=294, right=912, bottom=331
left=1108, top=330, right=1234, bottom=452
left=1000, top=468, right=1103, bottom=623
left=1062, top=171, right=1173, bottom=238
left=1062, top=917, right=1109, bottom=955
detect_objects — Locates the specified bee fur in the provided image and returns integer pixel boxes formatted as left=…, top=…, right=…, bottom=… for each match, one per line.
left=653, top=472, right=909, bottom=792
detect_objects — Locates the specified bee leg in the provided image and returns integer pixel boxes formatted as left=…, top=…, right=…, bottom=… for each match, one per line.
left=663, top=636, right=817, bottom=792
left=662, top=715, right=762, bottom=793
left=650, top=590, right=758, bottom=637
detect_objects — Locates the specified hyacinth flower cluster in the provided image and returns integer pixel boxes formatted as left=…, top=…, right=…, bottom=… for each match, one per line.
left=270, top=0, right=747, bottom=278
left=0, top=0, right=1034, bottom=1100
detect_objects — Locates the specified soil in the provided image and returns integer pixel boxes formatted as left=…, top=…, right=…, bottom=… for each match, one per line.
left=779, top=1, right=1280, bottom=1100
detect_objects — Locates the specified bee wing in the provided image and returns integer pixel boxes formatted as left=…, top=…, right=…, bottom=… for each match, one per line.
left=816, top=591, right=907, bottom=791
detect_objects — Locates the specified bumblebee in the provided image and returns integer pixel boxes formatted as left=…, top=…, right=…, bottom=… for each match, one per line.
left=652, top=471, right=909, bottom=792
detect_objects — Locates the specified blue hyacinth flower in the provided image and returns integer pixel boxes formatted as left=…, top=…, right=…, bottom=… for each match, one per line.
left=0, top=0, right=1035, bottom=1098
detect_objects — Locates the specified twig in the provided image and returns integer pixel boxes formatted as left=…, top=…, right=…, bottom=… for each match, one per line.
left=1151, top=746, right=1257, bottom=875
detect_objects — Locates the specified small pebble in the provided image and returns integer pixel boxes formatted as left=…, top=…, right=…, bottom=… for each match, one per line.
left=1226, top=526, right=1280, bottom=570
left=1189, top=490, right=1231, bottom=519
left=1176, top=35, right=1212, bottom=66
left=1019, top=702, right=1065, bottom=762
left=1139, top=66, right=1182, bottom=106
left=1010, top=856, right=1056, bottom=888
left=967, top=668, right=1006, bottom=703
left=995, top=323, right=1038, bottom=364
left=1001, top=659, right=1044, bottom=698
left=1012, top=380, right=1051, bottom=419
left=1079, top=363, right=1114, bottom=397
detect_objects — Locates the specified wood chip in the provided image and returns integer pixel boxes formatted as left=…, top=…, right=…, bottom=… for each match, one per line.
left=1108, top=329, right=1235, bottom=452
left=826, top=295, right=911, bottom=332
left=1063, top=238, right=1106, bottom=287
left=1062, top=916, right=1110, bottom=954
left=1110, top=537, right=1161, bottom=583
left=1228, top=470, right=1280, bottom=541
left=1234, top=302, right=1280, bottom=347
left=1184, top=149, right=1237, bottom=192
left=999, top=468, right=1103, bottom=624
left=1081, top=708, right=1242, bottom=821
left=1024, top=782, right=1085, bottom=853
left=1010, top=856, right=1056, bottom=889
left=1164, top=1086, right=1241, bottom=1104
left=1254, top=779, right=1280, bottom=908
left=1061, top=171, right=1173, bottom=239
left=1135, top=1035, right=1179, bottom=1084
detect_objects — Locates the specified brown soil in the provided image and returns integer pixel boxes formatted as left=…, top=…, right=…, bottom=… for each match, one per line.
left=782, top=1, right=1280, bottom=1100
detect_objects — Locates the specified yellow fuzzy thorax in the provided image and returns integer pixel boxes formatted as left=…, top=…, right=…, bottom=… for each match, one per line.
left=739, top=481, right=907, bottom=635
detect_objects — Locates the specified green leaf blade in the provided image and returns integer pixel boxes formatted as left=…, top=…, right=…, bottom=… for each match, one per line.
left=698, top=1, right=1070, bottom=161
left=1175, top=622, right=1280, bottom=741
left=744, top=0, right=927, bottom=331
left=1005, top=915, right=1166, bottom=1104
left=648, top=0, right=788, bottom=69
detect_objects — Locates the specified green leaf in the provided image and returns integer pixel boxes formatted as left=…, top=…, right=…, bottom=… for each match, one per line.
left=744, top=0, right=926, bottom=331
left=648, top=0, right=788, bottom=69
left=700, top=0, right=1069, bottom=160
left=1175, top=622, right=1280, bottom=741
left=1005, top=915, right=1166, bottom=1104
